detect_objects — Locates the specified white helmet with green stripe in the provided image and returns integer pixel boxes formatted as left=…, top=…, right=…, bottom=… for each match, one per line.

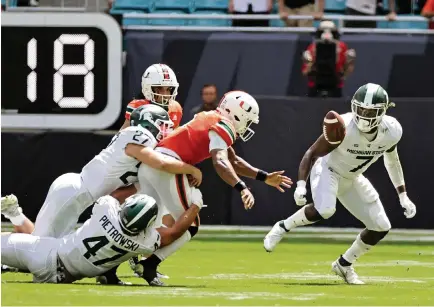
left=119, top=194, right=158, bottom=236
left=217, top=91, right=260, bottom=142
left=351, top=83, right=392, bottom=133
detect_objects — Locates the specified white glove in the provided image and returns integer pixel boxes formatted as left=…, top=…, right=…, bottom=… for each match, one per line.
left=399, top=192, right=416, bottom=219
left=190, top=188, right=204, bottom=209
left=294, top=180, right=307, bottom=206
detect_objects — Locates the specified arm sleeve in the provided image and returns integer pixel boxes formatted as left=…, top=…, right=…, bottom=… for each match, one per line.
left=209, top=130, right=229, bottom=152
left=209, top=120, right=236, bottom=147
left=125, top=102, right=136, bottom=120
left=383, top=146, right=405, bottom=188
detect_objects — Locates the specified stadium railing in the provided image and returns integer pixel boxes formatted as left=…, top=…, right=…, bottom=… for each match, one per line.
left=121, top=13, right=434, bottom=34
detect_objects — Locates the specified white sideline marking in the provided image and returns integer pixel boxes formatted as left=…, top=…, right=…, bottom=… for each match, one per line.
left=2, top=222, right=433, bottom=235
left=312, top=260, right=434, bottom=268
left=187, top=272, right=430, bottom=284
left=82, top=288, right=324, bottom=301
left=196, top=233, right=434, bottom=242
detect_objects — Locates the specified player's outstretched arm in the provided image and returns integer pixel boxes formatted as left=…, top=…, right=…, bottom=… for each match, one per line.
left=383, top=145, right=416, bottom=218
left=125, top=144, right=202, bottom=186
left=157, top=188, right=203, bottom=247
left=227, top=147, right=292, bottom=192
left=211, top=148, right=255, bottom=210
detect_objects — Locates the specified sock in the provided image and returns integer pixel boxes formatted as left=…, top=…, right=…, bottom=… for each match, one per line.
left=154, top=230, right=191, bottom=261
left=283, top=207, right=314, bottom=230
left=342, top=234, right=373, bottom=265
left=143, top=254, right=162, bottom=268
left=10, top=213, right=26, bottom=226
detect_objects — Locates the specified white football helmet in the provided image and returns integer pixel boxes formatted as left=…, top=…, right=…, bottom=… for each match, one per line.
left=217, top=91, right=259, bottom=142
left=141, top=64, right=179, bottom=107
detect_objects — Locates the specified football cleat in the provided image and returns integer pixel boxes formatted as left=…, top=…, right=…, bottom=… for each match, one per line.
left=148, top=276, right=165, bottom=287
left=332, top=260, right=365, bottom=285
left=1, top=265, right=19, bottom=274
left=263, top=221, right=289, bottom=252
left=96, top=266, right=132, bottom=286
left=1, top=194, right=22, bottom=219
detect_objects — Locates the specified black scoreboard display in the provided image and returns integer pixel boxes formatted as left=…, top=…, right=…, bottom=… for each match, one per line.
left=1, top=13, right=122, bottom=130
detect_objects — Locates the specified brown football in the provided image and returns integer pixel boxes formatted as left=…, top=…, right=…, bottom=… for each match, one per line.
left=323, top=110, right=346, bottom=145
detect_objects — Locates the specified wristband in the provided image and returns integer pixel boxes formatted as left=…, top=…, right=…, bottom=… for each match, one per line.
left=256, top=169, right=268, bottom=182
left=234, top=181, right=248, bottom=192
left=297, top=180, right=307, bottom=188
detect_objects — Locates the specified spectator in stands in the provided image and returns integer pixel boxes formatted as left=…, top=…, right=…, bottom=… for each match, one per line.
left=345, top=0, right=397, bottom=28
left=190, top=84, right=218, bottom=116
left=229, top=0, right=273, bottom=27
left=302, top=21, right=356, bottom=98
left=278, top=0, right=324, bottom=27
left=421, top=0, right=434, bottom=29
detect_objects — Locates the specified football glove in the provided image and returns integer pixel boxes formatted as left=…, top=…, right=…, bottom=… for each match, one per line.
left=294, top=180, right=307, bottom=206
left=399, top=192, right=416, bottom=219
left=191, top=188, right=204, bottom=209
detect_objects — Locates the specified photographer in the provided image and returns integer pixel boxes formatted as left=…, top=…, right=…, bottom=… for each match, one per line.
left=302, top=21, right=356, bottom=98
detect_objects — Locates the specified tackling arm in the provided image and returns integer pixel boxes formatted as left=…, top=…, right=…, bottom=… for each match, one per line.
left=125, top=144, right=202, bottom=185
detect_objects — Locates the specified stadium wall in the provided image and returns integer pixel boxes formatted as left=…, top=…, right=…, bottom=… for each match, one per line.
left=2, top=97, right=433, bottom=229
left=123, top=31, right=434, bottom=119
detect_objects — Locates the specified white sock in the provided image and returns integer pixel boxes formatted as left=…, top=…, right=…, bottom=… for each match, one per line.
left=9, top=213, right=26, bottom=226
left=154, top=231, right=191, bottom=261
left=283, top=207, right=314, bottom=230
left=342, top=234, right=372, bottom=264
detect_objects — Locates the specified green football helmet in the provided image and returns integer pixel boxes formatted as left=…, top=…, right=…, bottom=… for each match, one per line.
left=130, top=104, right=174, bottom=141
left=119, top=194, right=159, bottom=236
left=351, top=83, right=393, bottom=133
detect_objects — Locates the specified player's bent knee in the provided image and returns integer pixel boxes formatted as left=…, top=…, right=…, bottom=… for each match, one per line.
left=188, top=226, right=199, bottom=237
left=317, top=207, right=336, bottom=220
left=373, top=215, right=391, bottom=232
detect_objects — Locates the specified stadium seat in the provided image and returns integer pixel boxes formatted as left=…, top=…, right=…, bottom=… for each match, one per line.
left=324, top=0, right=346, bottom=12
left=148, top=10, right=188, bottom=25
left=378, top=15, right=428, bottom=29
left=111, top=9, right=148, bottom=26
left=194, top=0, right=228, bottom=11
left=153, top=0, right=194, bottom=12
left=270, top=19, right=286, bottom=27
left=188, top=10, right=231, bottom=26
left=113, top=0, right=152, bottom=10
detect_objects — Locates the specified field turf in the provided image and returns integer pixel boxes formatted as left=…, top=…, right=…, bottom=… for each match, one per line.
left=2, top=230, right=433, bottom=306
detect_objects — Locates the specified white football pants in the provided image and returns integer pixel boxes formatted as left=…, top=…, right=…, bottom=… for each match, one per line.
left=310, top=158, right=391, bottom=232
left=137, top=164, right=200, bottom=227
left=33, top=173, right=94, bottom=238
left=1, top=233, right=59, bottom=283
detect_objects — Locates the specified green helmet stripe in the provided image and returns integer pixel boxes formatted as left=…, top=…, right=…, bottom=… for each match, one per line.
left=364, top=83, right=380, bottom=105
left=126, top=198, right=156, bottom=227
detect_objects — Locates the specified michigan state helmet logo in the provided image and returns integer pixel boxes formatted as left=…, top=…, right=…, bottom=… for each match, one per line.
left=351, top=83, right=393, bottom=133
left=119, top=194, right=159, bottom=236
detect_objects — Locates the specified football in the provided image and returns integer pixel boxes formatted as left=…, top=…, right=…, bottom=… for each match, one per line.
left=323, top=110, right=346, bottom=145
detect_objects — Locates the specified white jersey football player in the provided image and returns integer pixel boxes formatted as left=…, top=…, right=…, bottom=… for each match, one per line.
left=1, top=191, right=203, bottom=284
left=264, top=83, right=416, bottom=284
left=1, top=105, right=201, bottom=240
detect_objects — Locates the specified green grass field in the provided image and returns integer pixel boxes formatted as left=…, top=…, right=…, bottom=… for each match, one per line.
left=2, top=232, right=434, bottom=306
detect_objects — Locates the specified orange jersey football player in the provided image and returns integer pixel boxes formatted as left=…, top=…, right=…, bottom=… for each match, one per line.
left=120, top=63, right=183, bottom=130
left=132, top=91, right=293, bottom=286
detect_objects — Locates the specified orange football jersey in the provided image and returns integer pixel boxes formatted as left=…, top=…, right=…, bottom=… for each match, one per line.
left=157, top=111, right=237, bottom=165
left=125, top=99, right=183, bottom=128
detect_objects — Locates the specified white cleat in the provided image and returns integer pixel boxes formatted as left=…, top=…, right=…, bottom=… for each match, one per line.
left=1, top=194, right=22, bottom=219
left=263, top=221, right=289, bottom=252
left=332, top=260, right=365, bottom=285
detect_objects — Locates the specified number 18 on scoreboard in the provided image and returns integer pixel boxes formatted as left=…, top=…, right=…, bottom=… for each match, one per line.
left=1, top=13, right=122, bottom=130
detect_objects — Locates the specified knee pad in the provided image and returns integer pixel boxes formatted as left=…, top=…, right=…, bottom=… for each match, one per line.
left=373, top=211, right=391, bottom=232
left=188, top=226, right=199, bottom=237
left=317, top=206, right=336, bottom=220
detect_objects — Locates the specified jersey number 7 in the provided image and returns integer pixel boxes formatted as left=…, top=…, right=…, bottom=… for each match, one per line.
left=350, top=156, right=374, bottom=173
left=82, top=236, right=128, bottom=266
